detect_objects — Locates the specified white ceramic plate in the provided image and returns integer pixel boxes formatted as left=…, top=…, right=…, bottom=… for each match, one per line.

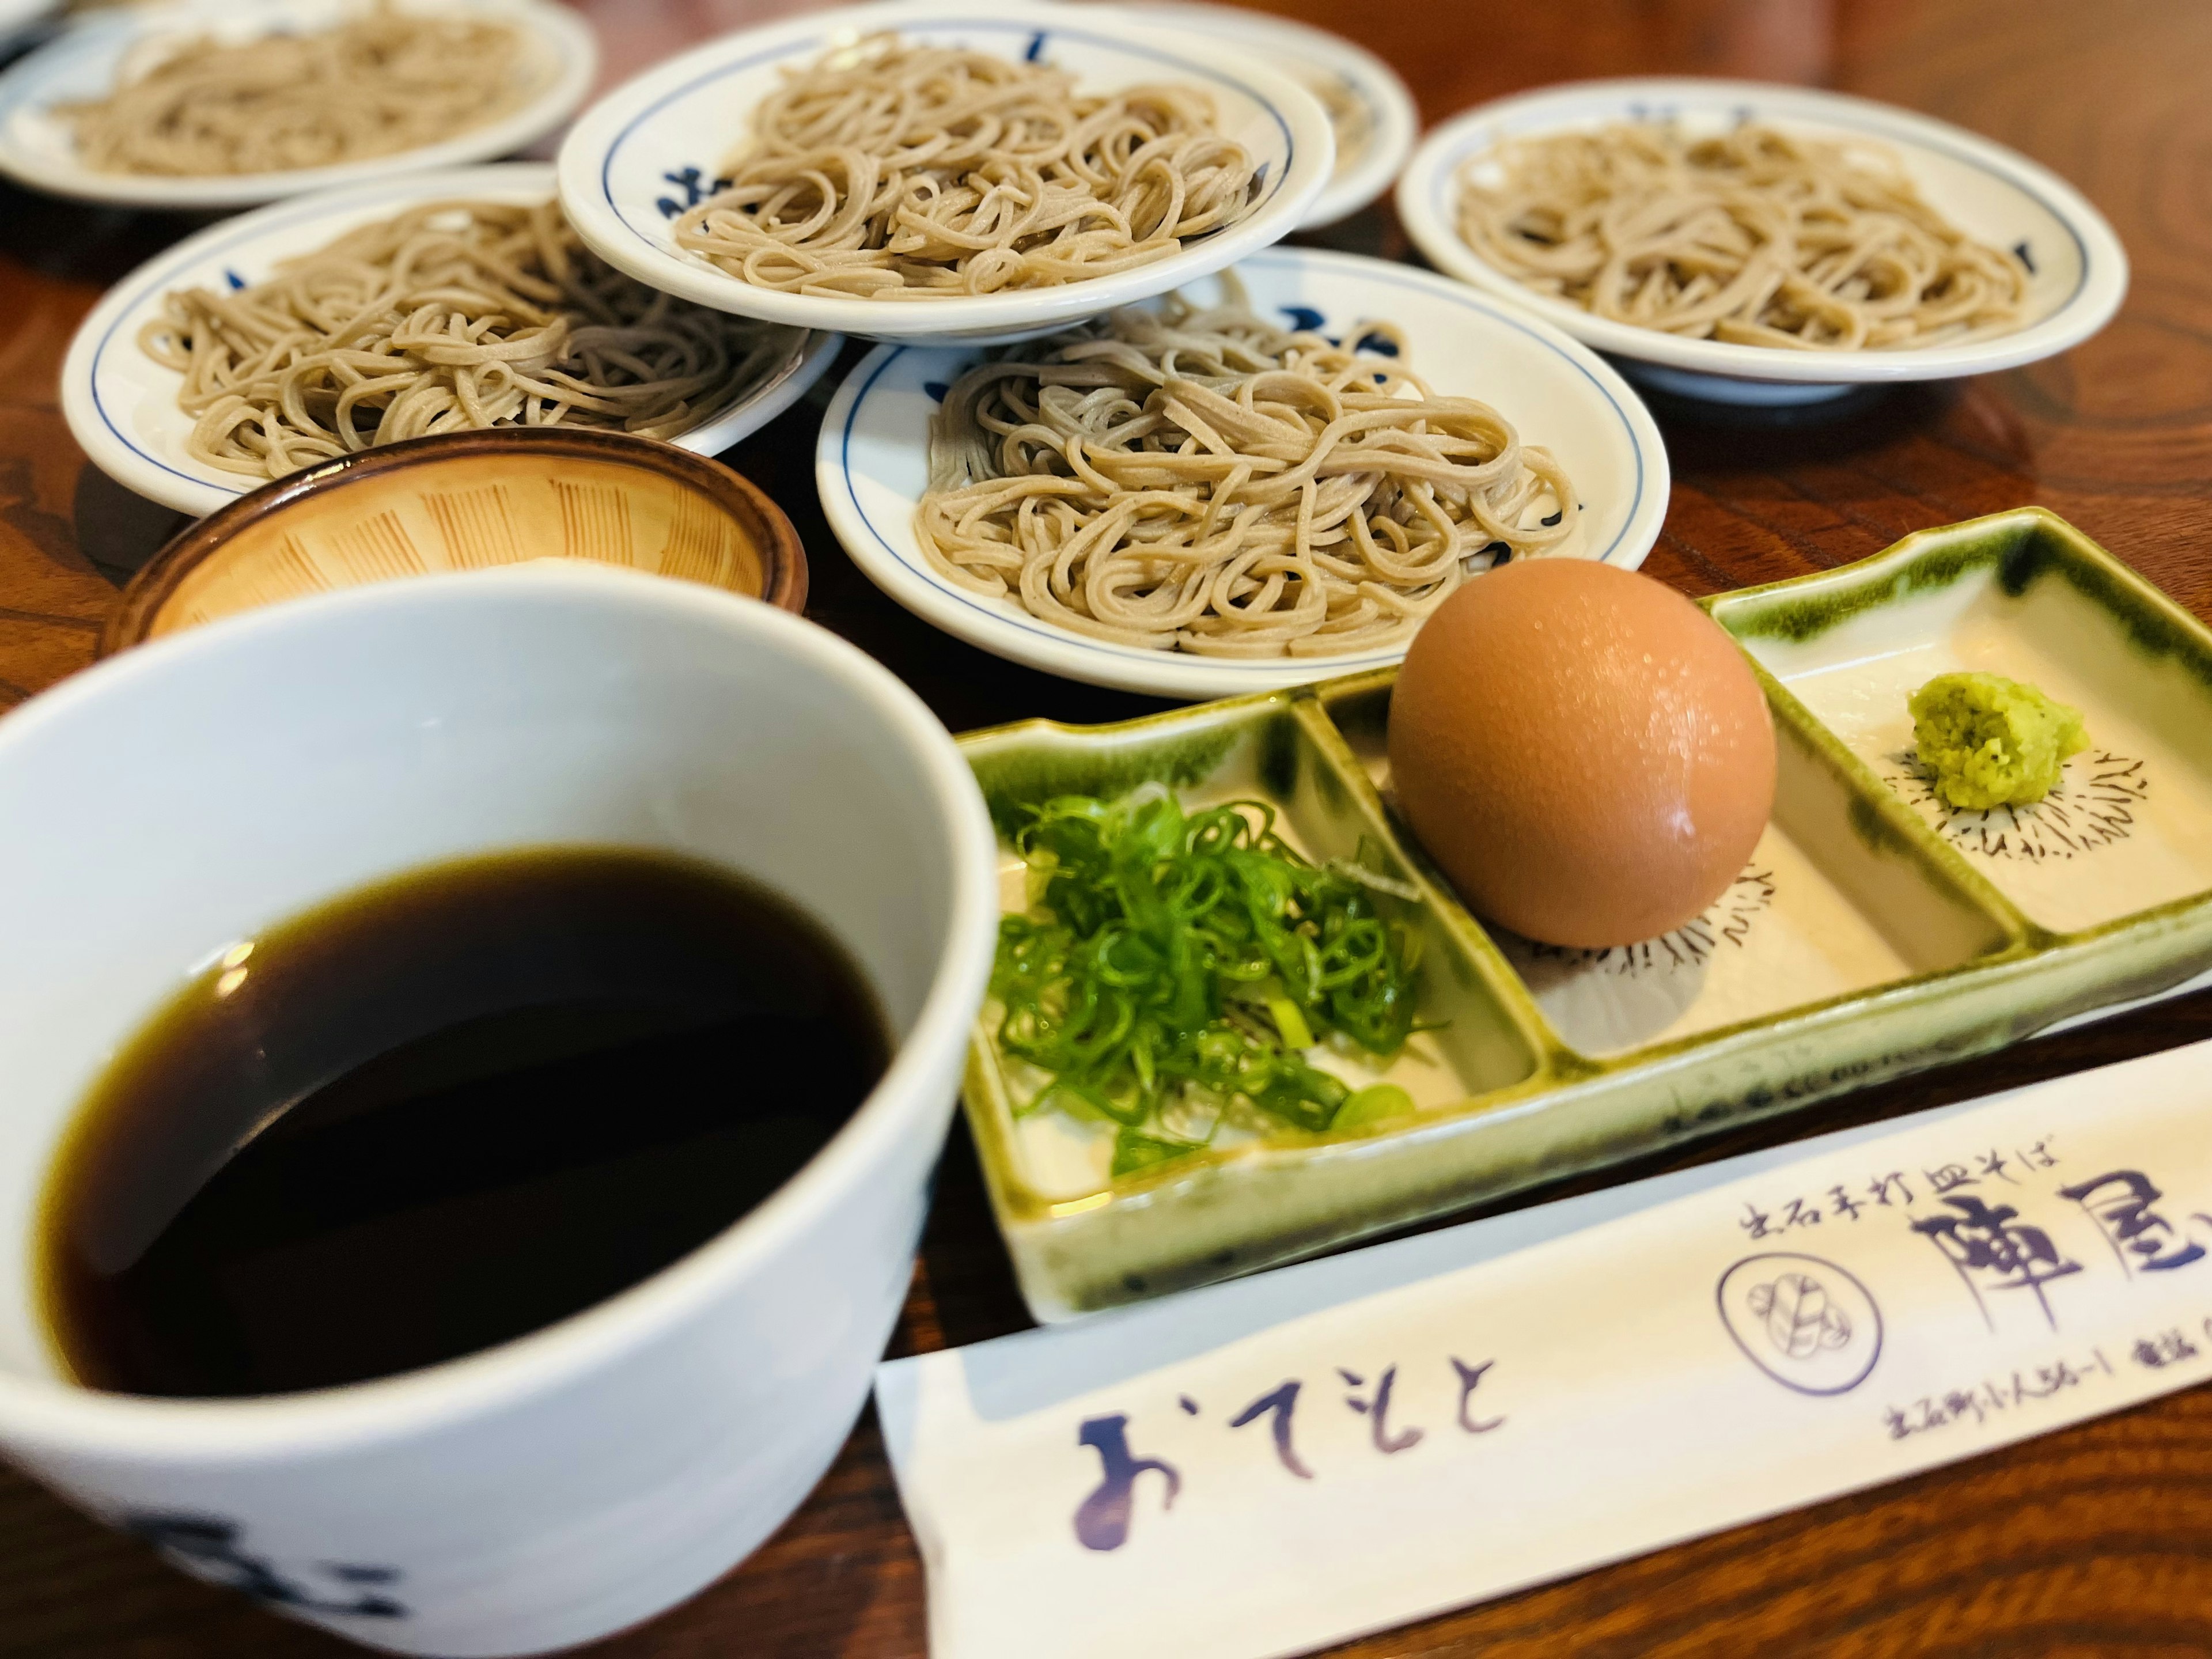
left=62, top=163, right=839, bottom=518
left=1397, top=78, right=2129, bottom=405
left=0, top=0, right=597, bottom=211
left=1117, top=0, right=1415, bottom=229
left=817, top=246, right=1669, bottom=700
left=555, top=0, right=1335, bottom=345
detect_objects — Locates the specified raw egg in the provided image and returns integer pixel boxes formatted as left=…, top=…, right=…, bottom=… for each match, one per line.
left=1387, top=559, right=1777, bottom=949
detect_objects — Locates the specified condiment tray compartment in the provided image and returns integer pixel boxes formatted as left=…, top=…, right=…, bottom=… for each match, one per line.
left=1316, top=670, right=2012, bottom=1057
left=956, top=508, right=2212, bottom=1323
left=1715, top=507, right=2212, bottom=935
left=960, top=698, right=1545, bottom=1318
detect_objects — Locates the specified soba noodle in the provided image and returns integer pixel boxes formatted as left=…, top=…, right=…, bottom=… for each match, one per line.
left=917, top=282, right=1575, bottom=657
left=1456, top=121, right=2031, bottom=350
left=672, top=34, right=1261, bottom=299
left=61, top=5, right=531, bottom=178
left=139, top=199, right=805, bottom=480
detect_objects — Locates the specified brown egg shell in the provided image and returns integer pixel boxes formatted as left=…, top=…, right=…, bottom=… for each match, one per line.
left=1387, top=559, right=1778, bottom=950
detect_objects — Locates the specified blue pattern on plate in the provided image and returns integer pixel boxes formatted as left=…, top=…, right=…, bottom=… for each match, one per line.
left=656, top=166, right=729, bottom=219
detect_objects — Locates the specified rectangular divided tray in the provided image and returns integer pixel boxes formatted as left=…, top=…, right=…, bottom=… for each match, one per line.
left=955, top=508, right=2212, bottom=1321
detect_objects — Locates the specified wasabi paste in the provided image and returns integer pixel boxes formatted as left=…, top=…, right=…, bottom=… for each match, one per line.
left=1908, top=671, right=2089, bottom=810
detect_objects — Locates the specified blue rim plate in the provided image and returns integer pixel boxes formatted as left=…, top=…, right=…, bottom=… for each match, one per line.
left=1397, top=77, right=2128, bottom=403
left=816, top=245, right=1670, bottom=700
left=1119, top=0, right=1418, bottom=230
left=554, top=0, right=1336, bottom=345
left=61, top=163, right=840, bottom=518
left=0, top=0, right=598, bottom=211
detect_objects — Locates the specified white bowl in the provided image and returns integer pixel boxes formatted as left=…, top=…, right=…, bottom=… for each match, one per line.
left=0, top=564, right=998, bottom=1656
left=1117, top=0, right=1416, bottom=229
left=62, top=163, right=839, bottom=518
left=555, top=0, right=1335, bottom=346
left=816, top=245, right=1669, bottom=700
left=1397, top=78, right=2129, bottom=406
left=0, top=0, right=597, bottom=211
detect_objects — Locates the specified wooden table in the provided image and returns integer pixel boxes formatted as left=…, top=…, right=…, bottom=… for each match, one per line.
left=6, top=0, right=2212, bottom=1652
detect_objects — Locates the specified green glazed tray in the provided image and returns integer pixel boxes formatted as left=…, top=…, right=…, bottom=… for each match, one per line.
left=955, top=507, right=2212, bottom=1321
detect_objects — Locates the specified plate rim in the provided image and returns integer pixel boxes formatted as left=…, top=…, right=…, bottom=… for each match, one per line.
left=552, top=0, right=1337, bottom=343
left=1395, top=75, right=2130, bottom=387
left=815, top=245, right=1671, bottom=699
left=60, top=161, right=840, bottom=518
left=1122, top=0, right=1418, bottom=229
left=0, top=0, right=599, bottom=210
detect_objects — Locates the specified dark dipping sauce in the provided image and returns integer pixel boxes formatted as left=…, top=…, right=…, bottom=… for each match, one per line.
left=37, top=847, right=888, bottom=1399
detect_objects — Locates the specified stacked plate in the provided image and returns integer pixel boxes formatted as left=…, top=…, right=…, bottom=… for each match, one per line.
left=42, top=0, right=2126, bottom=700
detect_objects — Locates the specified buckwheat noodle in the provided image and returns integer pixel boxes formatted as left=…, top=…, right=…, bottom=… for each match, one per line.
left=917, top=281, right=1576, bottom=657
left=61, top=5, right=534, bottom=178
left=1456, top=121, right=2031, bottom=350
left=139, top=199, right=805, bottom=480
left=672, top=33, right=1262, bottom=299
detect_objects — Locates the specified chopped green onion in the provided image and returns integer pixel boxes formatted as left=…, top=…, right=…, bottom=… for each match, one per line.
left=1266, top=995, right=1316, bottom=1052
left=1325, top=858, right=1422, bottom=903
left=1335, top=1083, right=1418, bottom=1128
left=1112, top=1128, right=1200, bottom=1179
left=988, top=790, right=1425, bottom=1156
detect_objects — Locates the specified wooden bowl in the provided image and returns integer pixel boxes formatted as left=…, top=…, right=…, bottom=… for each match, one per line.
left=100, top=429, right=808, bottom=654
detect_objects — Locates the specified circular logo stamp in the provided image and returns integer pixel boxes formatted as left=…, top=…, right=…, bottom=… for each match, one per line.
left=1716, top=1252, right=1884, bottom=1396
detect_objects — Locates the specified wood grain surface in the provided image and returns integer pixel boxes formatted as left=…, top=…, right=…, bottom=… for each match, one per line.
left=4, top=0, right=2212, bottom=1653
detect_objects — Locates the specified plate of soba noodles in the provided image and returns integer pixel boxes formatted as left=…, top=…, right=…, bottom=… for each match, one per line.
left=0, top=0, right=596, bottom=210
left=816, top=246, right=1668, bottom=699
left=62, top=163, right=838, bottom=517
left=1396, top=78, right=2128, bottom=404
left=554, top=0, right=1336, bottom=345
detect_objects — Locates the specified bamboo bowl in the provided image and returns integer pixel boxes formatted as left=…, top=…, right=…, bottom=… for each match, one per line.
left=101, top=429, right=808, bottom=654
